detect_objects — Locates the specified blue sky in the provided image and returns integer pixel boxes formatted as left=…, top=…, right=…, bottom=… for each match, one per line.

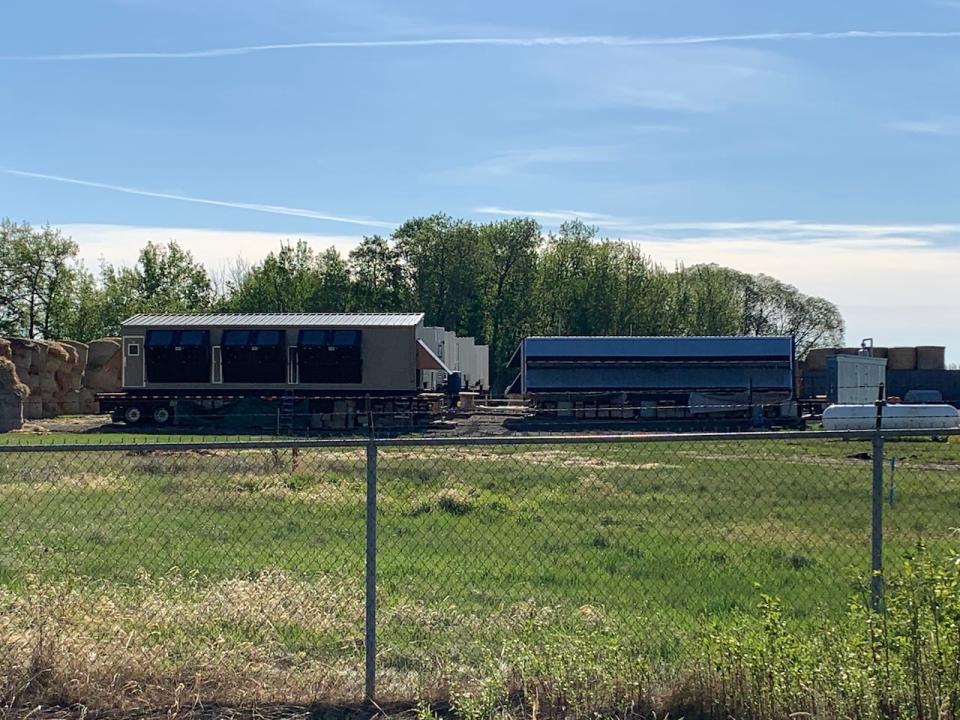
left=2, top=1, right=960, bottom=360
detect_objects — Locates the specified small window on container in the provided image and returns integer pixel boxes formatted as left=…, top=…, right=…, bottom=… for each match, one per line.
left=128, top=343, right=140, bottom=356
left=298, top=330, right=330, bottom=346
left=331, top=330, right=361, bottom=347
left=179, top=330, right=208, bottom=347
left=145, top=330, right=175, bottom=346
left=253, top=330, right=283, bottom=346
left=222, top=330, right=250, bottom=346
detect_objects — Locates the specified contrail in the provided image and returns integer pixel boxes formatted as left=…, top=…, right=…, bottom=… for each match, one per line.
left=3, top=30, right=960, bottom=61
left=3, top=169, right=396, bottom=229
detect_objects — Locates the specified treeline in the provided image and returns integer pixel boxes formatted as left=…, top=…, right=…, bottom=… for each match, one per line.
left=1, top=216, right=844, bottom=390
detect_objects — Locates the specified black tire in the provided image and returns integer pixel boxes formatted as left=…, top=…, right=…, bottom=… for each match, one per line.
left=124, top=406, right=143, bottom=425
left=152, top=406, right=172, bottom=425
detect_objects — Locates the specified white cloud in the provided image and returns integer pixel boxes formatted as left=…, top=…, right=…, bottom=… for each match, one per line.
left=459, top=146, right=621, bottom=178
left=889, top=118, right=960, bottom=135
left=5, top=30, right=960, bottom=61
left=475, top=206, right=627, bottom=229
left=475, top=208, right=960, bottom=243
left=62, top=224, right=363, bottom=270
left=3, top=170, right=395, bottom=229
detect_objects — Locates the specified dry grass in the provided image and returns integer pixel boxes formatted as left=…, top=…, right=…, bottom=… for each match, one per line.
left=0, top=571, right=366, bottom=715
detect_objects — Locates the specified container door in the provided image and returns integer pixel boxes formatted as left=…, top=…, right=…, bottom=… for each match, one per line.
left=123, top=336, right=145, bottom=387
left=211, top=346, right=222, bottom=383
left=288, top=346, right=299, bottom=384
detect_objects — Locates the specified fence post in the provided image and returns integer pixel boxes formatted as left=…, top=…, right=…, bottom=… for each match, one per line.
left=364, top=438, right=378, bottom=703
left=871, top=397, right=886, bottom=612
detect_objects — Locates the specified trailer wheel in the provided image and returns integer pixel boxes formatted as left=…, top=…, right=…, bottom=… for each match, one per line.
left=124, top=406, right=143, bottom=425
left=153, top=406, right=172, bottom=425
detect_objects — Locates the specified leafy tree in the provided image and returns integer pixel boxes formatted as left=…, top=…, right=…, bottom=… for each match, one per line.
left=228, top=241, right=319, bottom=312
left=310, top=247, right=351, bottom=311
left=348, top=235, right=410, bottom=311
left=394, top=215, right=489, bottom=338
left=478, top=218, right=540, bottom=389
left=0, top=220, right=79, bottom=338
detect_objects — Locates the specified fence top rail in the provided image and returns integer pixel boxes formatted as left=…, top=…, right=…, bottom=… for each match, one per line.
left=0, top=427, right=958, bottom=453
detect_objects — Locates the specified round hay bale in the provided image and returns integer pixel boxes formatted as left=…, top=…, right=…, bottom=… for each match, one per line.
left=41, top=340, right=69, bottom=366
left=804, top=348, right=830, bottom=370
left=916, top=346, right=946, bottom=370
left=887, top=347, right=917, bottom=370
left=40, top=374, right=59, bottom=396
left=79, top=387, right=101, bottom=414
left=0, top=392, right=23, bottom=431
left=23, top=396, right=43, bottom=420
left=84, top=366, right=122, bottom=393
left=837, top=347, right=861, bottom=356
left=60, top=340, right=89, bottom=368
left=0, top=356, right=29, bottom=398
left=8, top=338, right=35, bottom=374
left=871, top=346, right=888, bottom=359
left=61, top=389, right=81, bottom=415
left=87, top=338, right=121, bottom=368
left=0, top=338, right=10, bottom=361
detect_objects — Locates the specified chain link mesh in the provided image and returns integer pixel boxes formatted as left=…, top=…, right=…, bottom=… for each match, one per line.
left=0, top=430, right=958, bottom=715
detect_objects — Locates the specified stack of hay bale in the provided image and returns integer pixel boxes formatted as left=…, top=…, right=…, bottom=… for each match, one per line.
left=0, top=335, right=123, bottom=429
left=8, top=339, right=44, bottom=419
left=39, top=340, right=71, bottom=417
left=80, top=338, right=122, bottom=413
left=58, top=340, right=88, bottom=414
left=4, top=338, right=101, bottom=418
left=0, top=338, right=30, bottom=431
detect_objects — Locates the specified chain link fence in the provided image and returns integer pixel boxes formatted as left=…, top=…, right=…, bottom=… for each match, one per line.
left=1, top=428, right=959, bottom=716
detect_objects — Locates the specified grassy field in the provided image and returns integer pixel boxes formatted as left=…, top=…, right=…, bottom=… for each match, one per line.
left=1, top=434, right=959, bottom=717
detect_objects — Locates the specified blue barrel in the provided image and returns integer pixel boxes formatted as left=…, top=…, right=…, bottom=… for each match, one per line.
left=447, top=371, right=462, bottom=398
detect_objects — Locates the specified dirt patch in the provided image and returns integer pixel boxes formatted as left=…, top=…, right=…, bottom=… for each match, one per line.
left=382, top=447, right=677, bottom=471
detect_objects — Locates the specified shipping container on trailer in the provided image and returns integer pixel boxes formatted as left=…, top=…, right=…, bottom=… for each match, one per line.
left=507, top=335, right=799, bottom=428
left=100, top=312, right=456, bottom=429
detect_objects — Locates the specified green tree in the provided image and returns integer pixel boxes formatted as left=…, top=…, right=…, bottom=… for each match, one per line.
left=228, top=241, right=321, bottom=312
left=348, top=235, right=409, bottom=311
left=478, top=218, right=541, bottom=389
left=0, top=220, right=79, bottom=338
left=394, top=215, right=489, bottom=338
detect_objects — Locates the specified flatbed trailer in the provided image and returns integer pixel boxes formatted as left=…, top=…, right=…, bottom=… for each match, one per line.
left=96, top=390, right=447, bottom=431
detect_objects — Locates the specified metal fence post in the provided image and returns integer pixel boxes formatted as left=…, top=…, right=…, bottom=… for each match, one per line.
left=871, top=430, right=885, bottom=612
left=364, top=438, right=378, bottom=703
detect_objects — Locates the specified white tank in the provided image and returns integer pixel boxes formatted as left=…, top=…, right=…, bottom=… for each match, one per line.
left=822, top=404, right=960, bottom=431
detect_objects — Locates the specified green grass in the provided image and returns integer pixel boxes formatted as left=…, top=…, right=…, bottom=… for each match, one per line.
left=0, top=436, right=958, bottom=716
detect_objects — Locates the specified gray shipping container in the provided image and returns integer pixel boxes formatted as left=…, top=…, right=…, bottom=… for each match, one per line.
left=120, top=313, right=423, bottom=394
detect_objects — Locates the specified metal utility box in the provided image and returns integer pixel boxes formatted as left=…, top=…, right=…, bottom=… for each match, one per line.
left=827, top=354, right=887, bottom=404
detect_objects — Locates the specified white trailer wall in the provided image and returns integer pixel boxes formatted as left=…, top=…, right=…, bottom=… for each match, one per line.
left=475, top=344, right=490, bottom=391
left=416, top=326, right=448, bottom=390
left=458, top=337, right=477, bottom=388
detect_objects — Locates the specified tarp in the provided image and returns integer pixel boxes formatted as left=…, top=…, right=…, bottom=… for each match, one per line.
left=416, top=339, right=450, bottom=372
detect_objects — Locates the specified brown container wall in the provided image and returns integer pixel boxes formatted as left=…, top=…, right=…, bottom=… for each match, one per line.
left=887, top=347, right=917, bottom=370
left=916, top=346, right=946, bottom=370
left=804, top=348, right=830, bottom=370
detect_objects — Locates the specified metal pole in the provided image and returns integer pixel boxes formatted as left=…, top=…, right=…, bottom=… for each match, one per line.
left=364, top=439, right=378, bottom=703
left=871, top=397, right=885, bottom=611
